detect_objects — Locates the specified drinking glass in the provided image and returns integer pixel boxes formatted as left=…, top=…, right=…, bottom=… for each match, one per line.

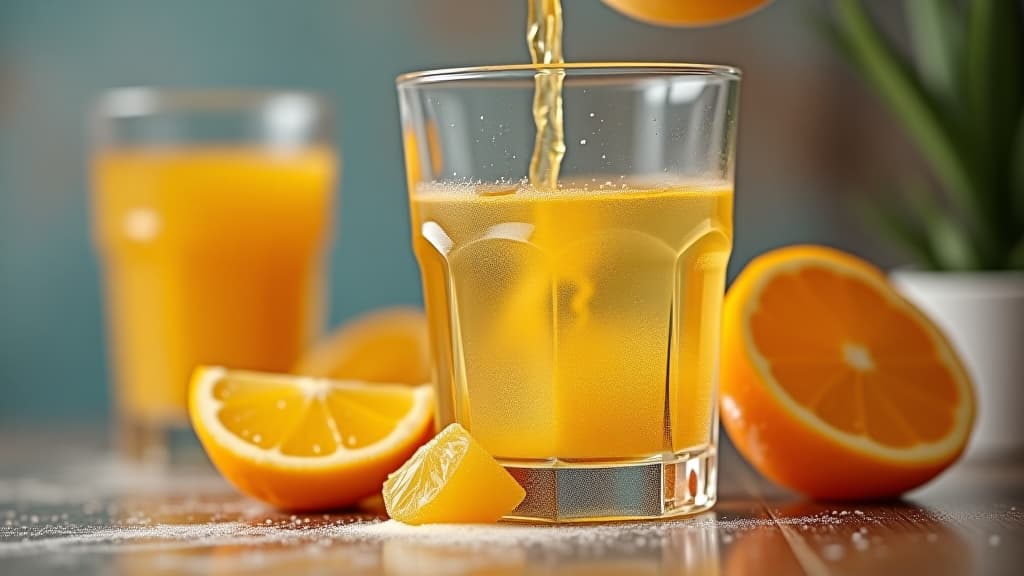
left=91, top=88, right=336, bottom=462
left=398, top=64, right=740, bottom=521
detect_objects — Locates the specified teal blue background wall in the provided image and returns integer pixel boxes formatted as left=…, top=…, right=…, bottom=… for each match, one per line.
left=0, top=0, right=914, bottom=422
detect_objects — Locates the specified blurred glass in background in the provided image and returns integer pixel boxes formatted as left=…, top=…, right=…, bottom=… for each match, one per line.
left=92, top=89, right=334, bottom=460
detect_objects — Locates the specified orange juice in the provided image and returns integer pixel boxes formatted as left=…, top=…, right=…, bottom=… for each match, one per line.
left=92, top=147, right=334, bottom=429
left=411, top=182, right=732, bottom=461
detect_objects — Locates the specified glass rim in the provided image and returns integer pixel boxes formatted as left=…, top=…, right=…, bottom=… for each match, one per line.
left=396, top=62, right=741, bottom=86
left=94, top=87, right=329, bottom=119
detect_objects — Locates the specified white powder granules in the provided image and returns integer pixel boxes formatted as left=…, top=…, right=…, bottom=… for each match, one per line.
left=821, top=543, right=846, bottom=561
left=851, top=530, right=870, bottom=551
left=0, top=522, right=259, bottom=557
left=4, top=488, right=942, bottom=576
left=0, top=512, right=856, bottom=559
left=0, top=464, right=230, bottom=506
left=335, top=519, right=602, bottom=552
left=325, top=513, right=858, bottom=552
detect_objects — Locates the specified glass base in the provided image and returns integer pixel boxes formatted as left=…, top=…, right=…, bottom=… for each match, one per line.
left=502, top=446, right=717, bottom=523
left=115, top=416, right=205, bottom=466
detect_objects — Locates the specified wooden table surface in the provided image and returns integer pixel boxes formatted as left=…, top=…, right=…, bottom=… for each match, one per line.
left=0, top=430, right=1021, bottom=575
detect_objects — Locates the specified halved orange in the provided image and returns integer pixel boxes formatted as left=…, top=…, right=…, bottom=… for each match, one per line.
left=189, top=367, right=434, bottom=511
left=602, top=0, right=771, bottom=27
left=720, top=245, right=974, bottom=500
left=294, top=307, right=432, bottom=385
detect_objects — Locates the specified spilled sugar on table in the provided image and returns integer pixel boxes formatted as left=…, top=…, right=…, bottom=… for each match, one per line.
left=0, top=429, right=1021, bottom=575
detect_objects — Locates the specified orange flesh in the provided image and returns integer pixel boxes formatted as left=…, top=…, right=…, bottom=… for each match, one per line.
left=295, top=308, right=432, bottom=386
left=190, top=368, right=436, bottom=511
left=750, top=267, right=958, bottom=448
left=213, top=376, right=417, bottom=455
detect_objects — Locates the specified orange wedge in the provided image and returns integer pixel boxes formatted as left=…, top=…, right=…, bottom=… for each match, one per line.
left=383, top=424, right=526, bottom=525
left=720, top=245, right=974, bottom=500
left=295, top=307, right=432, bottom=385
left=189, top=367, right=434, bottom=511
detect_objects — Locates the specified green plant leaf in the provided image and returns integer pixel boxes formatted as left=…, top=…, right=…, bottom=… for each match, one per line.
left=1015, top=113, right=1024, bottom=231
left=833, top=0, right=980, bottom=233
left=1009, top=236, right=1024, bottom=270
left=965, top=0, right=1023, bottom=257
left=924, top=211, right=978, bottom=271
left=907, top=0, right=960, bottom=108
left=900, top=177, right=979, bottom=270
left=856, top=195, right=938, bottom=269
left=806, top=7, right=857, bottom=62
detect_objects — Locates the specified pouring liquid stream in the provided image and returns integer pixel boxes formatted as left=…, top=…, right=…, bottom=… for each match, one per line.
left=527, top=0, right=566, bottom=191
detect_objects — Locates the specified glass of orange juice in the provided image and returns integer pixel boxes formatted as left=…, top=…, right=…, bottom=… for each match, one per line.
left=398, top=64, right=740, bottom=521
left=91, top=89, right=336, bottom=462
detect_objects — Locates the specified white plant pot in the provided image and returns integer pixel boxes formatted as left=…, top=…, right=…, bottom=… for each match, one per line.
left=891, top=270, right=1024, bottom=459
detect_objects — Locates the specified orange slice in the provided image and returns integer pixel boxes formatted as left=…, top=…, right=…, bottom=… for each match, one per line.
left=602, top=0, right=771, bottom=27
left=189, top=366, right=434, bottom=511
left=295, top=307, right=432, bottom=385
left=383, top=424, right=526, bottom=525
left=720, top=245, right=974, bottom=499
